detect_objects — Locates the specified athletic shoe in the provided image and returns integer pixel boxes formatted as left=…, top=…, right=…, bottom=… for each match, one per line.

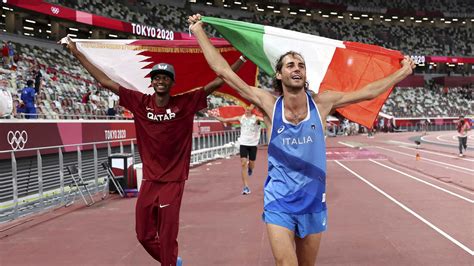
left=459, top=154, right=464, bottom=157
left=248, top=167, right=253, bottom=176
left=242, top=186, right=251, bottom=195
left=177, top=256, right=182, bottom=266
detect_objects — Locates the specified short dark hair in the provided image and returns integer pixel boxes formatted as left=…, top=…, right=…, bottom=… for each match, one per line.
left=271, top=51, right=309, bottom=95
left=26, top=80, right=34, bottom=87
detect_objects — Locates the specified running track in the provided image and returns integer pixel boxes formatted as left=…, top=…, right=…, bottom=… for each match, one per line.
left=0, top=131, right=472, bottom=265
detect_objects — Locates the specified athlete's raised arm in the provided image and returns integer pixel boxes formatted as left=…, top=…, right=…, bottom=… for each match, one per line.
left=188, top=14, right=275, bottom=119
left=60, top=37, right=120, bottom=95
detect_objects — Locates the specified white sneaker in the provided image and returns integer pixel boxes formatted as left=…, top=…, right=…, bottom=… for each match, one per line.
left=459, top=154, right=464, bottom=157
left=242, top=186, right=251, bottom=195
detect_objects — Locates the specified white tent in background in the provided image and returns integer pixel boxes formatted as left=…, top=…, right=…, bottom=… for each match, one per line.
left=378, top=112, right=394, bottom=119
left=326, top=115, right=339, bottom=122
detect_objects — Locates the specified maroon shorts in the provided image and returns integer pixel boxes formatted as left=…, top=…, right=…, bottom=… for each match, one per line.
left=135, top=180, right=185, bottom=265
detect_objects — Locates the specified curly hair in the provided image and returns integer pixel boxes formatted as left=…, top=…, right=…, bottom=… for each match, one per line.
left=271, top=51, right=309, bottom=95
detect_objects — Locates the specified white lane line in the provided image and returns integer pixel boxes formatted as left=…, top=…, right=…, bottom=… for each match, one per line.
left=328, top=158, right=388, bottom=162
left=374, top=146, right=474, bottom=173
left=388, top=140, right=418, bottom=147
left=369, top=159, right=474, bottom=202
left=370, top=156, right=474, bottom=194
left=422, top=135, right=469, bottom=146
left=399, top=146, right=474, bottom=162
left=335, top=160, right=474, bottom=256
left=338, top=141, right=356, bottom=148
left=437, top=134, right=458, bottom=143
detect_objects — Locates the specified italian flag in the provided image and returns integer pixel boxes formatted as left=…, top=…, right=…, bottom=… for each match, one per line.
left=202, top=16, right=405, bottom=128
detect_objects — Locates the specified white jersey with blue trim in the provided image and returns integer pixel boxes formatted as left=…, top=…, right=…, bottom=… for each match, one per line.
left=264, top=91, right=327, bottom=214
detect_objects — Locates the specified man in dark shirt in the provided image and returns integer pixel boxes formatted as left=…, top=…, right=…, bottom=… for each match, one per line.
left=63, top=36, right=245, bottom=266
left=34, top=68, right=43, bottom=93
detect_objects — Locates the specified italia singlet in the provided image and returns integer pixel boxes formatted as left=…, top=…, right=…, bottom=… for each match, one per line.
left=264, top=91, right=326, bottom=214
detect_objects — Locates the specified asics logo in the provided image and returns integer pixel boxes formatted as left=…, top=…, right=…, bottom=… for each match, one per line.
left=7, top=130, right=28, bottom=151
left=277, top=125, right=285, bottom=134
left=159, top=204, right=170, bottom=208
left=51, top=7, right=60, bottom=14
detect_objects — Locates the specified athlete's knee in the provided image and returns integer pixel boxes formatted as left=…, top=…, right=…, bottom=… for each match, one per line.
left=273, top=255, right=297, bottom=266
left=241, top=159, right=248, bottom=167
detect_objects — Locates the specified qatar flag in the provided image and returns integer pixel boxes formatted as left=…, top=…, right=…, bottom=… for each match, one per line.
left=71, top=38, right=257, bottom=102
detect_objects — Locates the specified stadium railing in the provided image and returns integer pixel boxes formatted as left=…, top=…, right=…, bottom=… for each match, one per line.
left=0, top=128, right=270, bottom=222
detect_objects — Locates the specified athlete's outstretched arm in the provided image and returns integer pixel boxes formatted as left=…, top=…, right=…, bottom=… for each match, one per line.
left=60, top=37, right=120, bottom=94
left=203, top=58, right=245, bottom=96
left=188, top=14, right=275, bottom=118
left=214, top=116, right=241, bottom=123
left=320, top=56, right=415, bottom=111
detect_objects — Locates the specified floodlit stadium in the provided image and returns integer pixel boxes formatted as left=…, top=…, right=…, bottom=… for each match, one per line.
left=0, top=1, right=472, bottom=265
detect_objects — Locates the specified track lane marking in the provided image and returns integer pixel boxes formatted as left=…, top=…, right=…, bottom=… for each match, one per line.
left=335, top=160, right=474, bottom=256
left=373, top=146, right=474, bottom=173
left=369, top=159, right=474, bottom=202
left=398, top=146, right=474, bottom=162
left=338, top=141, right=356, bottom=148
left=422, top=135, right=471, bottom=147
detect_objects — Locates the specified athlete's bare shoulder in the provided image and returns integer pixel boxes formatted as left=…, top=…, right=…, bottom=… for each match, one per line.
left=312, top=89, right=340, bottom=102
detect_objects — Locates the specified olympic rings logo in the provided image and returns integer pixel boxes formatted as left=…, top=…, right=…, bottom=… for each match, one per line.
left=51, top=7, right=60, bottom=14
left=7, top=130, right=28, bottom=151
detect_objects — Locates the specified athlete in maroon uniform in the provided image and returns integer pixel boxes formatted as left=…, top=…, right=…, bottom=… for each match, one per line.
left=63, top=37, right=245, bottom=266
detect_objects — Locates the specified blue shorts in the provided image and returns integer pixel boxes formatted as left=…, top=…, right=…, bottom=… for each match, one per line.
left=262, top=209, right=327, bottom=238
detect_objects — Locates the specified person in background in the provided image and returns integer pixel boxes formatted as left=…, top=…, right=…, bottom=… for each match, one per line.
left=457, top=115, right=470, bottom=157
left=20, top=80, right=36, bottom=119
left=378, top=117, right=385, bottom=132
left=214, top=104, right=263, bottom=195
left=7, top=42, right=15, bottom=68
left=33, top=67, right=43, bottom=93
left=90, top=90, right=101, bottom=111
left=82, top=90, right=92, bottom=103
left=0, top=87, right=13, bottom=117
left=2, top=41, right=10, bottom=69
left=107, top=91, right=119, bottom=119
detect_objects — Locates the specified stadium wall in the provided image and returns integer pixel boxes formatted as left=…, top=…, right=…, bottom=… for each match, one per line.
left=1, top=120, right=225, bottom=160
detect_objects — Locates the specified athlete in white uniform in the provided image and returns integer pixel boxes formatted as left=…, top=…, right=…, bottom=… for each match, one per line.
left=214, top=105, right=263, bottom=194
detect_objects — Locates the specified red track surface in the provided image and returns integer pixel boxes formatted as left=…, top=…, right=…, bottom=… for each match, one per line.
left=1, top=131, right=472, bottom=265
